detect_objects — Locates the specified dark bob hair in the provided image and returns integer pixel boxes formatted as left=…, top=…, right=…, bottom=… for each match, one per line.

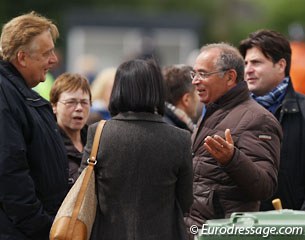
left=108, top=58, right=165, bottom=116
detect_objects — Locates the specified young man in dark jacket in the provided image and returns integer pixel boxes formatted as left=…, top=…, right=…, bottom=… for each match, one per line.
left=239, top=29, right=305, bottom=211
left=184, top=43, right=282, bottom=240
left=0, top=12, right=68, bottom=239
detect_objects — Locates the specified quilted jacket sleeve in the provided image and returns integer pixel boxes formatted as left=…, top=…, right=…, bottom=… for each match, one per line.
left=222, top=113, right=282, bottom=201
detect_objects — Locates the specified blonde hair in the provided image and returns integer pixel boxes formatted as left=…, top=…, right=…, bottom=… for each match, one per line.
left=91, top=67, right=116, bottom=103
left=0, top=11, right=59, bottom=62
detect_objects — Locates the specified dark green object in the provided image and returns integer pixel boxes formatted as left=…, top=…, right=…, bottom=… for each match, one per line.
left=197, top=210, right=305, bottom=240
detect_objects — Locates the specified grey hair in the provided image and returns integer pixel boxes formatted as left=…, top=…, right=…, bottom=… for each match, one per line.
left=200, top=42, right=245, bottom=83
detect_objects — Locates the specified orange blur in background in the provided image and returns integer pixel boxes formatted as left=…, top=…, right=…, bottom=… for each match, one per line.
left=290, top=41, right=305, bottom=95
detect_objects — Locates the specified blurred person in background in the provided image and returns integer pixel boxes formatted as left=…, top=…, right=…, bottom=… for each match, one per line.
left=82, top=58, right=193, bottom=240
left=239, top=29, right=305, bottom=211
left=184, top=43, right=282, bottom=239
left=87, top=67, right=116, bottom=124
left=50, top=73, right=91, bottom=189
left=0, top=12, right=68, bottom=239
left=75, top=54, right=99, bottom=84
left=288, top=23, right=305, bottom=95
left=162, top=64, right=200, bottom=132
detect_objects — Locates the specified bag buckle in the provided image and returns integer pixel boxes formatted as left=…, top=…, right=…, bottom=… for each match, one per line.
left=87, top=157, right=97, bottom=165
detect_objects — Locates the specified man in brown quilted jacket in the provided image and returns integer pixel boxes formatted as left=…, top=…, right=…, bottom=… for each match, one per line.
left=184, top=43, right=282, bottom=239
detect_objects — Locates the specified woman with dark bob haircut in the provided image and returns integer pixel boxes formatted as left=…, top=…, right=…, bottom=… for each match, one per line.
left=81, top=58, right=193, bottom=240
left=109, top=58, right=165, bottom=116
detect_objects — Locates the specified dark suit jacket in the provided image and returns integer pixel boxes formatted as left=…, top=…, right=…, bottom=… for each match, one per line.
left=261, top=79, right=305, bottom=210
left=82, top=112, right=193, bottom=240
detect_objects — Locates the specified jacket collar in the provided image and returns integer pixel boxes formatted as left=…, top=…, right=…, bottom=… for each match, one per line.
left=112, top=111, right=165, bottom=123
left=204, top=81, right=250, bottom=119
left=193, top=81, right=250, bottom=142
left=276, top=77, right=302, bottom=121
left=283, top=78, right=297, bottom=101
left=0, top=60, right=41, bottom=101
left=214, top=81, right=249, bottom=108
left=59, top=124, right=88, bottom=147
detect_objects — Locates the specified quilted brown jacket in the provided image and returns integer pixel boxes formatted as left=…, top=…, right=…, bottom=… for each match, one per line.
left=185, top=81, right=282, bottom=229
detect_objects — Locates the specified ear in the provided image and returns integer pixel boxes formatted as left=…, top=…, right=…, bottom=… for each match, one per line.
left=181, top=92, right=191, bottom=108
left=16, top=51, right=27, bottom=67
left=226, top=69, right=237, bottom=87
left=175, top=93, right=190, bottom=112
left=276, top=58, right=286, bottom=73
left=52, top=103, right=57, bottom=114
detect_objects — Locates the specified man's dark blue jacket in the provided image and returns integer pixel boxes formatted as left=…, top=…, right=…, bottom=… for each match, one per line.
left=0, top=60, right=68, bottom=240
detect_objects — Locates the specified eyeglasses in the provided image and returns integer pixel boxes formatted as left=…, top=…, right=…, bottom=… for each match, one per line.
left=58, top=99, right=91, bottom=108
left=190, top=69, right=228, bottom=80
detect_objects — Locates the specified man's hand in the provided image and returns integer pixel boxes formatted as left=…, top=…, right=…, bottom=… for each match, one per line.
left=204, top=129, right=235, bottom=165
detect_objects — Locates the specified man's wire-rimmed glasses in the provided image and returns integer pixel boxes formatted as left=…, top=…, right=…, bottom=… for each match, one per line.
left=190, top=69, right=229, bottom=80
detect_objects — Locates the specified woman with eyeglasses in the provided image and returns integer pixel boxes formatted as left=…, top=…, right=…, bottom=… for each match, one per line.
left=50, top=73, right=91, bottom=189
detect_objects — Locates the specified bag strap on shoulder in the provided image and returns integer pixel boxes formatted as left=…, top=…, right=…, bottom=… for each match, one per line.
left=66, top=120, right=106, bottom=240
left=87, top=120, right=106, bottom=165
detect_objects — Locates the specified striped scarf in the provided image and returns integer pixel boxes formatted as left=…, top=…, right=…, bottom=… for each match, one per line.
left=165, top=102, right=195, bottom=132
left=251, top=77, right=289, bottom=113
